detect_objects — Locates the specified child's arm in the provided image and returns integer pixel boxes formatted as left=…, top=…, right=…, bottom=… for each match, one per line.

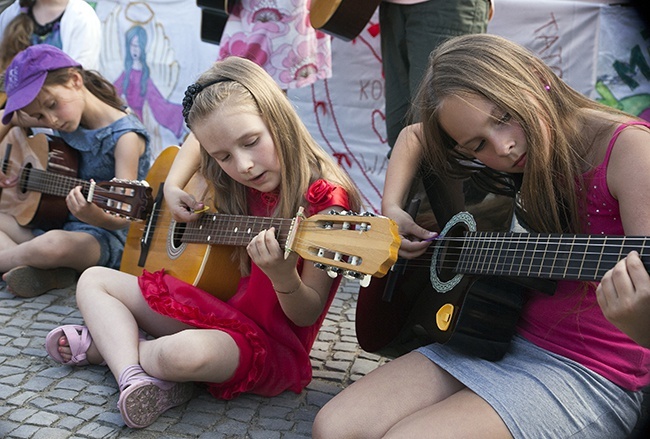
left=382, top=124, right=437, bottom=258
left=597, top=122, right=650, bottom=346
left=0, top=117, right=18, bottom=187
left=163, top=132, right=204, bottom=222
left=0, top=111, right=12, bottom=141
left=247, top=214, right=339, bottom=327
left=67, top=131, right=146, bottom=229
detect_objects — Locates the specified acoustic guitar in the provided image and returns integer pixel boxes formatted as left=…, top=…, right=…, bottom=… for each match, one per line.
left=0, top=127, right=153, bottom=230
left=121, top=146, right=401, bottom=301
left=197, top=0, right=238, bottom=45
left=310, top=0, right=381, bottom=41
left=422, top=210, right=650, bottom=343
left=355, top=176, right=559, bottom=360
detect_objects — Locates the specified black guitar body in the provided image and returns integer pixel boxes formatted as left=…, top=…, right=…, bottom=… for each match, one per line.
left=356, top=172, right=556, bottom=360
left=356, top=255, right=528, bottom=361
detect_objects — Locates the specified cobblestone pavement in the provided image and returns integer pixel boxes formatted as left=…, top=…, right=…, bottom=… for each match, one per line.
left=0, top=278, right=389, bottom=439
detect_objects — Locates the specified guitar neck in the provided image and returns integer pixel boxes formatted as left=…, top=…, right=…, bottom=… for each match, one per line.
left=455, top=232, right=650, bottom=281
left=21, top=168, right=92, bottom=198
left=182, top=213, right=294, bottom=247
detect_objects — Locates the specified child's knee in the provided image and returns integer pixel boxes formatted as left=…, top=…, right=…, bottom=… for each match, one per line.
left=76, top=267, right=112, bottom=301
left=78, top=266, right=109, bottom=286
left=157, top=337, right=212, bottom=375
left=312, top=402, right=344, bottom=439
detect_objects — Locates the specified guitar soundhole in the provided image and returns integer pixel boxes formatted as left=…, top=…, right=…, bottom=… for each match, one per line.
left=437, top=224, right=467, bottom=282
left=18, top=163, right=33, bottom=194
left=172, top=222, right=186, bottom=248
left=166, top=221, right=188, bottom=259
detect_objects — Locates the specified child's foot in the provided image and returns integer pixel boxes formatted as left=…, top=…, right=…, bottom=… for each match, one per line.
left=45, top=325, right=104, bottom=366
left=4, top=266, right=77, bottom=297
left=117, top=365, right=194, bottom=428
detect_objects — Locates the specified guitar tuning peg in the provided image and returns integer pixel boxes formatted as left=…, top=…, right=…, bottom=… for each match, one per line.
left=359, top=275, right=371, bottom=288
left=343, top=270, right=359, bottom=280
left=314, top=262, right=327, bottom=271
left=326, top=266, right=342, bottom=278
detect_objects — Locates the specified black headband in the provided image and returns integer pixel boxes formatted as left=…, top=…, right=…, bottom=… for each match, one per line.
left=182, top=78, right=232, bottom=127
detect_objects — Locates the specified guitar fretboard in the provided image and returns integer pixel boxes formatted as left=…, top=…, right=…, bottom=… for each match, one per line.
left=182, top=213, right=295, bottom=247
left=455, top=232, right=650, bottom=281
left=22, top=167, right=93, bottom=198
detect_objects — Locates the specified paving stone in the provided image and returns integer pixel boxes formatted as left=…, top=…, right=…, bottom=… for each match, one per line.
left=33, top=428, right=74, bottom=439
left=0, top=277, right=387, bottom=437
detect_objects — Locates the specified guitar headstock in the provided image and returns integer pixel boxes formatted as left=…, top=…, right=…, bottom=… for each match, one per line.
left=95, top=179, right=153, bottom=221
left=292, top=211, right=401, bottom=280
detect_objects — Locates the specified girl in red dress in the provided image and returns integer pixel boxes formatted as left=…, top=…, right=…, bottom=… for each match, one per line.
left=44, top=56, right=362, bottom=429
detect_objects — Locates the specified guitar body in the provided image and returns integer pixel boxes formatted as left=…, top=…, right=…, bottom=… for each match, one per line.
left=355, top=254, right=437, bottom=357
left=120, top=146, right=241, bottom=300
left=355, top=177, right=531, bottom=360
left=310, top=0, right=381, bottom=41
left=0, top=127, right=79, bottom=230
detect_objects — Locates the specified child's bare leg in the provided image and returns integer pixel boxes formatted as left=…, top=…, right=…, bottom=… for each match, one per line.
left=0, top=213, right=34, bottom=251
left=0, top=229, right=101, bottom=273
left=74, top=267, right=192, bottom=382
left=138, top=328, right=240, bottom=384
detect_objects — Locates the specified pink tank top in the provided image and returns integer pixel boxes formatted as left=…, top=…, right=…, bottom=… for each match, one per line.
left=517, top=121, right=650, bottom=391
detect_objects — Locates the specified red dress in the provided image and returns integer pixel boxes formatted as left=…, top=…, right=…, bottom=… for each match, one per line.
left=138, top=180, right=350, bottom=399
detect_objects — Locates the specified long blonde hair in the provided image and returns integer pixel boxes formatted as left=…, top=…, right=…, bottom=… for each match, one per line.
left=413, top=33, right=632, bottom=234
left=185, top=56, right=361, bottom=218
left=183, top=56, right=362, bottom=270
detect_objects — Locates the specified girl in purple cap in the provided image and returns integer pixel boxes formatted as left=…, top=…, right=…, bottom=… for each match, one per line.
left=0, top=44, right=150, bottom=297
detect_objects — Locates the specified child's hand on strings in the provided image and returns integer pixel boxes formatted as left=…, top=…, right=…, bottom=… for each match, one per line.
left=383, top=203, right=437, bottom=259
left=0, top=170, right=18, bottom=188
left=247, top=227, right=298, bottom=280
left=66, top=185, right=101, bottom=223
left=596, top=251, right=650, bottom=348
left=165, top=184, right=206, bottom=222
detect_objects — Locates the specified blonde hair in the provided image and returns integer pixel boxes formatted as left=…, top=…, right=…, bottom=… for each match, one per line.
left=413, top=33, right=632, bottom=234
left=184, top=56, right=362, bottom=270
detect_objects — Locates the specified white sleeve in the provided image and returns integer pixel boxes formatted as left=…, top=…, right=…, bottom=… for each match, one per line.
left=59, top=0, right=102, bottom=71
left=0, top=1, right=20, bottom=46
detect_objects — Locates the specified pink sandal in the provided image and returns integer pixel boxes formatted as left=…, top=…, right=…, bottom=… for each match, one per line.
left=45, top=325, right=103, bottom=366
left=117, top=364, right=194, bottom=428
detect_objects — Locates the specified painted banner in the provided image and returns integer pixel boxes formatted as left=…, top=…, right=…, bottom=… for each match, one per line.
left=91, top=1, right=649, bottom=213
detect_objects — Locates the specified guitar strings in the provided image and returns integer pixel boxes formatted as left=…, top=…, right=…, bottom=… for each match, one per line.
left=3, top=164, right=147, bottom=215
left=132, top=205, right=646, bottom=270
left=379, top=234, right=649, bottom=280
left=132, top=207, right=391, bottom=244
left=128, top=206, right=396, bottom=273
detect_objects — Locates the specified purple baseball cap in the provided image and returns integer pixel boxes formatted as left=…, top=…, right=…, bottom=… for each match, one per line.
left=2, top=44, right=81, bottom=125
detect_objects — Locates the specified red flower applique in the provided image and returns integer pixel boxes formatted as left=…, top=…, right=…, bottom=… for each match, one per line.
left=306, top=179, right=336, bottom=215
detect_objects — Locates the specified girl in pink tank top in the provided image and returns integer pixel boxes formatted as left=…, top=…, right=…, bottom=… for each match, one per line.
left=314, top=34, right=650, bottom=439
